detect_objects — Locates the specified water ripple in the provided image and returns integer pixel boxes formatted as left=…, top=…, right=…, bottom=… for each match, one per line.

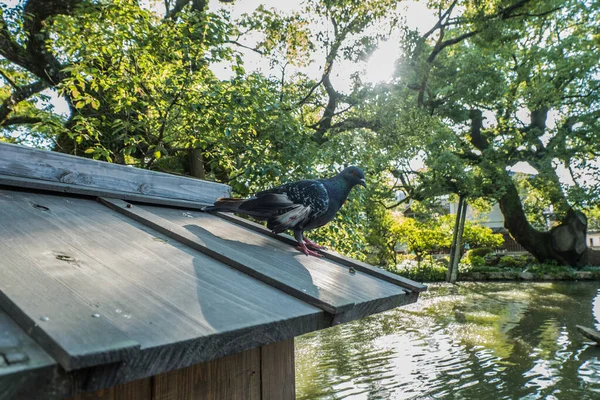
left=296, top=282, right=600, bottom=400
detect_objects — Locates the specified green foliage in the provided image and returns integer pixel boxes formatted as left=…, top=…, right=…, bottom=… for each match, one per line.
left=469, top=247, right=494, bottom=258
left=498, top=256, right=526, bottom=269
left=3, top=0, right=599, bottom=264
left=392, top=217, right=450, bottom=261
left=390, top=259, right=447, bottom=282
left=585, top=206, right=600, bottom=231
left=464, top=248, right=494, bottom=267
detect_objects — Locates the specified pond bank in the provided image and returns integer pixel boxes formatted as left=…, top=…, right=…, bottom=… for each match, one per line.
left=387, top=258, right=600, bottom=282
left=460, top=269, right=600, bottom=282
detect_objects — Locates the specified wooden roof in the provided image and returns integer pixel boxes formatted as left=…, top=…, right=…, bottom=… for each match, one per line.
left=0, top=142, right=425, bottom=399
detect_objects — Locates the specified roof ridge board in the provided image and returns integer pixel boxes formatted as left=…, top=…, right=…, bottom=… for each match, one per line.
left=0, top=175, right=210, bottom=210
left=0, top=142, right=230, bottom=204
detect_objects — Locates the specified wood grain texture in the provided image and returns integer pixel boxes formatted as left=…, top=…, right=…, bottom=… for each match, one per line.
left=215, top=213, right=427, bottom=293
left=67, top=377, right=152, bottom=400
left=152, top=347, right=261, bottom=400
left=0, top=190, right=326, bottom=381
left=99, top=198, right=344, bottom=315
left=261, top=340, right=295, bottom=400
left=0, top=142, right=230, bottom=205
left=0, top=200, right=140, bottom=372
left=0, top=174, right=209, bottom=210
left=131, top=203, right=415, bottom=322
left=0, top=310, right=58, bottom=400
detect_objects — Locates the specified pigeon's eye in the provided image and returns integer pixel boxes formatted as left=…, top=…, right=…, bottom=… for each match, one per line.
left=352, top=171, right=357, bottom=176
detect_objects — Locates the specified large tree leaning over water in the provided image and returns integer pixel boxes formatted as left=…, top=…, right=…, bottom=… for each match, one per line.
left=369, top=0, right=600, bottom=266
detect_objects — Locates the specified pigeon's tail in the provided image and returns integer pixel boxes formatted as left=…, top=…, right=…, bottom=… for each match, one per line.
left=267, top=204, right=312, bottom=234
left=202, top=193, right=295, bottom=219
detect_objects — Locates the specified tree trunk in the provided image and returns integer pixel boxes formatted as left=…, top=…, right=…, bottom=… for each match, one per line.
left=189, top=148, right=206, bottom=179
left=498, top=177, right=600, bottom=267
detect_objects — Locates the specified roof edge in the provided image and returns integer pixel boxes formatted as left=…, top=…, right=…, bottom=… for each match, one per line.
left=0, top=142, right=230, bottom=205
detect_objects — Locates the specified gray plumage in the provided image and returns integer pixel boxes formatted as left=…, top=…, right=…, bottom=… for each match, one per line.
left=202, top=166, right=366, bottom=256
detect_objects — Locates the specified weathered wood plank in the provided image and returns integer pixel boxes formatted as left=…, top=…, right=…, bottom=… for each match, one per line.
left=0, top=174, right=209, bottom=210
left=152, top=347, right=261, bottom=400
left=0, top=142, right=230, bottom=205
left=0, top=208, right=140, bottom=372
left=99, top=198, right=346, bottom=315
left=0, top=190, right=326, bottom=380
left=67, top=377, right=152, bottom=400
left=0, top=273, right=139, bottom=371
left=576, top=325, right=600, bottom=344
left=120, top=202, right=415, bottom=322
left=215, top=212, right=427, bottom=293
left=261, top=340, right=295, bottom=400
left=0, top=310, right=57, bottom=400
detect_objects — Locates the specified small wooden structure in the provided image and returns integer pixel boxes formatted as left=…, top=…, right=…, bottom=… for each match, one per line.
left=577, top=325, right=600, bottom=344
left=0, top=142, right=425, bottom=400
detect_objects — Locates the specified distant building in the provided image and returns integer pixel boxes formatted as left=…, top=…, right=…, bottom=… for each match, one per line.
left=589, top=231, right=600, bottom=248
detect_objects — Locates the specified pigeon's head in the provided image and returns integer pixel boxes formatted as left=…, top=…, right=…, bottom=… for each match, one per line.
left=340, top=166, right=366, bottom=188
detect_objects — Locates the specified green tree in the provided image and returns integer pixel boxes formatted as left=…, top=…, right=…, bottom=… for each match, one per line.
left=347, top=0, right=600, bottom=266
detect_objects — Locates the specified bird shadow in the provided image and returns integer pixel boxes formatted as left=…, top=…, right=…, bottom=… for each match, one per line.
left=183, top=223, right=321, bottom=299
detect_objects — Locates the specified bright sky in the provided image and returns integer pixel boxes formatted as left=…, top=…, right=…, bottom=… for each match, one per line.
left=45, top=0, right=435, bottom=116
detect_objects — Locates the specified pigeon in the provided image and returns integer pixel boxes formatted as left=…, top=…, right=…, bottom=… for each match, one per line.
left=202, top=166, right=366, bottom=256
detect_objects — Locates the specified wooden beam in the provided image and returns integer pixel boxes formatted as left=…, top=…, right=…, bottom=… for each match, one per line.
left=213, top=213, right=427, bottom=293
left=0, top=175, right=209, bottom=210
left=68, top=341, right=294, bottom=400
left=151, top=347, right=261, bottom=400
left=98, top=197, right=343, bottom=315
left=260, top=340, right=295, bottom=400
left=68, top=378, right=152, bottom=400
left=0, top=142, right=230, bottom=205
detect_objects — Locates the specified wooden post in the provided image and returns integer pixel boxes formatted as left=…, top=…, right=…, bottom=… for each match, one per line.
left=447, top=196, right=464, bottom=282
left=447, top=196, right=467, bottom=283
left=451, top=199, right=468, bottom=283
left=67, top=339, right=295, bottom=400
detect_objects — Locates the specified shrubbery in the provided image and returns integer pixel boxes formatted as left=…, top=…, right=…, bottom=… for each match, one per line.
left=390, top=251, right=600, bottom=282
left=388, top=258, right=447, bottom=282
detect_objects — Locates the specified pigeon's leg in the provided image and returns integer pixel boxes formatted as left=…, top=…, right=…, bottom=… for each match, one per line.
left=294, top=231, right=323, bottom=257
left=303, top=235, right=327, bottom=250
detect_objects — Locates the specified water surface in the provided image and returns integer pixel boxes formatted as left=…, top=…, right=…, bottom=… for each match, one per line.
left=295, top=282, right=600, bottom=399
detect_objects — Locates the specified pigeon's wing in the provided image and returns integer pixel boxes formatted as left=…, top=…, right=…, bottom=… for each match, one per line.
left=258, top=180, right=329, bottom=233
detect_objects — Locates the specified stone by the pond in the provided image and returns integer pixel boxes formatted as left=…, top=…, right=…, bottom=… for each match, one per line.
left=519, top=272, right=534, bottom=280
left=574, top=271, right=593, bottom=279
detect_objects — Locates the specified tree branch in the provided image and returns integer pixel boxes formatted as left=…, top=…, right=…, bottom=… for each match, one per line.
left=0, top=70, right=16, bottom=88
left=0, top=80, right=50, bottom=124
left=0, top=115, right=43, bottom=126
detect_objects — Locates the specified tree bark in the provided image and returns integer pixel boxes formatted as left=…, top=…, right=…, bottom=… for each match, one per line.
left=498, top=176, right=600, bottom=267
left=189, top=148, right=206, bottom=179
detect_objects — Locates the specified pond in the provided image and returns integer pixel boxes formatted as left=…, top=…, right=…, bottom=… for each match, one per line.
left=295, top=282, right=600, bottom=399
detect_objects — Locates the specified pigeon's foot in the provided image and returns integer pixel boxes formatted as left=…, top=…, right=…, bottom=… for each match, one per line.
left=303, top=237, right=328, bottom=250
left=296, top=243, right=323, bottom=257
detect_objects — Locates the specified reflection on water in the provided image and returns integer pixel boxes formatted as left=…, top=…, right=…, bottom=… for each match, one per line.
left=296, top=282, right=600, bottom=399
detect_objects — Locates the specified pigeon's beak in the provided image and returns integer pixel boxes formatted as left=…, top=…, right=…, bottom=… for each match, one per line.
left=359, top=178, right=367, bottom=188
